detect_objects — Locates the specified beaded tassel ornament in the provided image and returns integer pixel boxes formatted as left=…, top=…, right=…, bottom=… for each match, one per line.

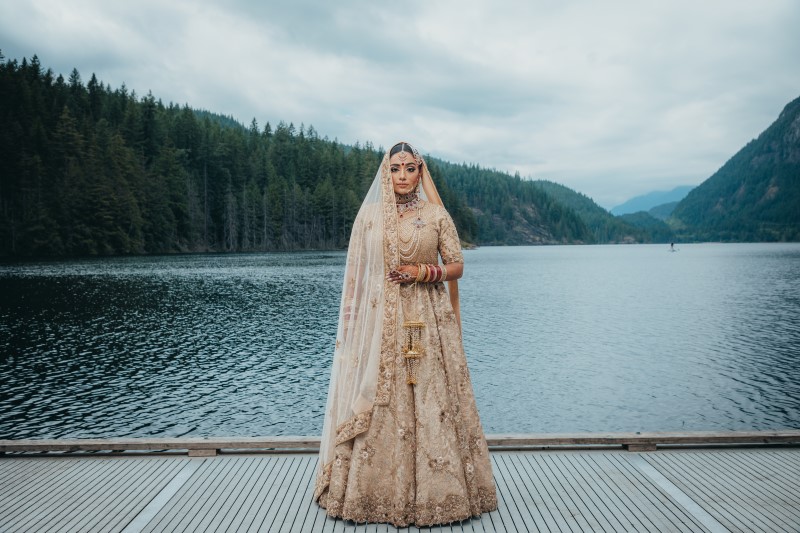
left=401, top=319, right=425, bottom=385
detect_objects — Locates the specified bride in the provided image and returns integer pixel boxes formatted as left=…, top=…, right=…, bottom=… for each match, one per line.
left=314, top=141, right=497, bottom=527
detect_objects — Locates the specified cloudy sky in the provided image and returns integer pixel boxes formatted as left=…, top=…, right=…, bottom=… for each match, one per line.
left=2, top=0, right=799, bottom=208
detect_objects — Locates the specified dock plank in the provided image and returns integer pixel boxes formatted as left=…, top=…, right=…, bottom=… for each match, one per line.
left=608, top=453, right=709, bottom=533
left=513, top=452, right=577, bottom=532
left=256, top=455, right=308, bottom=531
left=580, top=453, right=665, bottom=532
left=293, top=458, right=331, bottom=533
left=90, top=457, right=178, bottom=532
left=205, top=457, right=265, bottom=532
left=701, top=451, right=800, bottom=523
left=219, top=455, right=281, bottom=532
left=0, top=457, right=188, bottom=533
left=246, top=455, right=301, bottom=531
left=174, top=457, right=247, bottom=532
left=11, top=457, right=124, bottom=532
left=292, top=460, right=328, bottom=533
left=645, top=452, right=767, bottom=532
left=729, top=450, right=800, bottom=505
left=529, top=452, right=592, bottom=531
left=497, top=453, right=553, bottom=532
left=2, top=447, right=800, bottom=532
left=0, top=459, right=85, bottom=523
left=660, top=452, right=761, bottom=531
left=575, top=453, right=664, bottom=532
left=677, top=451, right=798, bottom=531
left=549, top=453, right=628, bottom=532
left=181, top=456, right=255, bottom=532
left=60, top=456, right=157, bottom=532
left=489, top=454, right=529, bottom=532
left=273, top=455, right=315, bottom=532
left=4, top=430, right=798, bottom=454
left=670, top=451, right=793, bottom=532
left=554, top=454, right=634, bottom=531
left=140, top=458, right=219, bottom=532
left=0, top=458, right=77, bottom=513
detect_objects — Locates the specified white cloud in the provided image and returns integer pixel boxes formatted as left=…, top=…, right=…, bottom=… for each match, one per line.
left=1, top=0, right=798, bottom=208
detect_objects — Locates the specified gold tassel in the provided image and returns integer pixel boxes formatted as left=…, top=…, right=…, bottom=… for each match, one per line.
left=402, top=320, right=425, bottom=385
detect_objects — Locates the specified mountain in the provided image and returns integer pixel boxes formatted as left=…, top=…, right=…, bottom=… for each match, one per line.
left=648, top=201, right=679, bottom=221
left=436, top=164, right=592, bottom=245
left=617, top=212, right=674, bottom=243
left=532, top=180, right=650, bottom=243
left=671, top=95, right=800, bottom=241
left=611, top=185, right=694, bottom=215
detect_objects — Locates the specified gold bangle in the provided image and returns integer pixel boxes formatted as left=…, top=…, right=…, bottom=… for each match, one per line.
left=416, top=264, right=425, bottom=283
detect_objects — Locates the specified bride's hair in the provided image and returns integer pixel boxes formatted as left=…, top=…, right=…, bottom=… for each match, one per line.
left=390, top=142, right=412, bottom=156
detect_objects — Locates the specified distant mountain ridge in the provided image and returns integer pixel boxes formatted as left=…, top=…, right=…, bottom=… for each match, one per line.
left=648, top=201, right=679, bottom=221
left=532, top=180, right=652, bottom=243
left=670, top=95, right=800, bottom=241
left=611, top=186, right=694, bottom=215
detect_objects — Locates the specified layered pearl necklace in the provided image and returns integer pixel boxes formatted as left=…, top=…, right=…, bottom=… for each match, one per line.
left=397, top=192, right=426, bottom=262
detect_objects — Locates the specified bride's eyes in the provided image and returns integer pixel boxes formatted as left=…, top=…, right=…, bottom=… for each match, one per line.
left=390, top=166, right=417, bottom=173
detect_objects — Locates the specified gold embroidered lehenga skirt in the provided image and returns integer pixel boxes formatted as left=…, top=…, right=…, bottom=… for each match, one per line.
left=315, top=278, right=498, bottom=527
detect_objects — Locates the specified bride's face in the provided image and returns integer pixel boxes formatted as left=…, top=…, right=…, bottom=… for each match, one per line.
left=390, top=151, right=421, bottom=195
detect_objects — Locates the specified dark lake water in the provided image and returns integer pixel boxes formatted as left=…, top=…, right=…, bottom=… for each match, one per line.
left=1, top=243, right=799, bottom=439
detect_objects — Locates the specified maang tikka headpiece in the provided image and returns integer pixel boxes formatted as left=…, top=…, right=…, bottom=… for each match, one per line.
left=396, top=142, right=423, bottom=166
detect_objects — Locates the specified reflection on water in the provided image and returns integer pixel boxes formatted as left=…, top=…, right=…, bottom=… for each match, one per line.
left=1, top=244, right=799, bottom=439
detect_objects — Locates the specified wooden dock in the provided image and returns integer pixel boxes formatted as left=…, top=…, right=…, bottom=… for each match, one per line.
left=1, top=432, right=799, bottom=532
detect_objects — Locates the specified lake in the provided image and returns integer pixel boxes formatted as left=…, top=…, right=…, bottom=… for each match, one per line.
left=1, top=243, right=799, bottom=439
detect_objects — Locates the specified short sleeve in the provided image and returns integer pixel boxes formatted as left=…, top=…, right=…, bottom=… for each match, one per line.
left=437, top=207, right=464, bottom=264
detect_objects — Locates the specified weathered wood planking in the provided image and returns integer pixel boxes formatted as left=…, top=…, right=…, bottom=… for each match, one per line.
left=1, top=430, right=798, bottom=455
left=645, top=450, right=800, bottom=533
left=2, top=448, right=799, bottom=532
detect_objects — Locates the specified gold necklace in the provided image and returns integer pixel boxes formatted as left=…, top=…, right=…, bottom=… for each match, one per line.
left=398, top=204, right=426, bottom=262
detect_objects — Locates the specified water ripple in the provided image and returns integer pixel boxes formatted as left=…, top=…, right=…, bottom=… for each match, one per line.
left=1, top=245, right=799, bottom=439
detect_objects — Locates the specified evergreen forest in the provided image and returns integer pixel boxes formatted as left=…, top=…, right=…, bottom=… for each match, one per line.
left=0, top=53, right=600, bottom=257
left=3, top=53, right=796, bottom=257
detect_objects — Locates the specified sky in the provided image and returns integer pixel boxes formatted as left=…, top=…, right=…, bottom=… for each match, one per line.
left=2, top=0, right=799, bottom=208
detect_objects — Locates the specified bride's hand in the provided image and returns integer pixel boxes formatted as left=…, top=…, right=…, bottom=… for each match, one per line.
left=386, top=265, right=417, bottom=284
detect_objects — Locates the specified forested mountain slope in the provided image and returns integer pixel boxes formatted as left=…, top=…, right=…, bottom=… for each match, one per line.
left=532, top=180, right=652, bottom=243
left=671, top=95, right=800, bottom=241
left=435, top=164, right=591, bottom=245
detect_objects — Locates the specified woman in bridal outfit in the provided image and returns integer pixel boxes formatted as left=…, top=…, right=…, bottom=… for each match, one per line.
left=314, top=141, right=497, bottom=527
